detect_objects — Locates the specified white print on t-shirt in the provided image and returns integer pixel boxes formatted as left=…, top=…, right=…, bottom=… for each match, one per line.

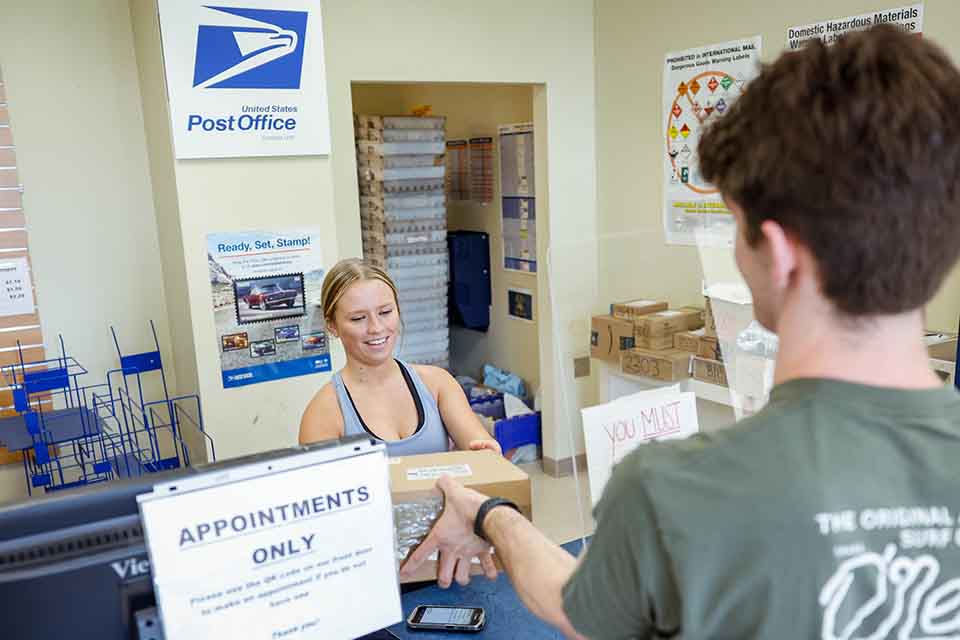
left=819, top=544, right=960, bottom=639
left=814, top=505, right=960, bottom=640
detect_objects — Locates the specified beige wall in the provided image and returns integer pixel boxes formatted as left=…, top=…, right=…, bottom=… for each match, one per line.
left=0, top=1, right=176, bottom=502
left=129, top=1, right=207, bottom=464
left=129, top=1, right=597, bottom=463
left=351, top=83, right=540, bottom=393
left=595, top=0, right=960, bottom=331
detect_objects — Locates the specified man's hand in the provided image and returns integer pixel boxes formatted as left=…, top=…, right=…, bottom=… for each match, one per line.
left=400, top=476, right=499, bottom=588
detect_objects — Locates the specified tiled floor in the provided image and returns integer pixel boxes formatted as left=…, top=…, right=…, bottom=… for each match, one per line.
left=519, top=461, right=595, bottom=545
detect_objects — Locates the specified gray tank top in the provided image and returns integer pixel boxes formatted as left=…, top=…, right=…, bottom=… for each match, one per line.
left=333, top=359, right=449, bottom=456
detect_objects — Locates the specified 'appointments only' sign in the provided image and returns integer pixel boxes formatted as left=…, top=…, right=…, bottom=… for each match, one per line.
left=158, top=0, right=330, bottom=158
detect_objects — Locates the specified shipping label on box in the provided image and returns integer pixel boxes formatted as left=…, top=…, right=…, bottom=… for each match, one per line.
left=406, top=464, right=472, bottom=481
left=611, top=299, right=668, bottom=322
left=591, top=315, right=635, bottom=362
left=674, top=329, right=705, bottom=354
left=693, top=357, right=728, bottom=387
left=621, top=348, right=691, bottom=381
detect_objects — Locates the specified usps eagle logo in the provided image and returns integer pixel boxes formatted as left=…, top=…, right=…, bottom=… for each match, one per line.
left=192, top=6, right=308, bottom=89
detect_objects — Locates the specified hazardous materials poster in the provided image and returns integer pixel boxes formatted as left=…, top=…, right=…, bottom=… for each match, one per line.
left=662, top=36, right=761, bottom=245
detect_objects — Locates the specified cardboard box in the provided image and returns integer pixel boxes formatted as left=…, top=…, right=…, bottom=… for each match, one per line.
left=704, top=298, right=718, bottom=338
left=591, top=315, right=636, bottom=362
left=677, top=306, right=706, bottom=330
left=621, top=348, right=691, bottom=381
left=610, top=299, right=668, bottom=323
left=635, top=309, right=702, bottom=338
left=698, top=334, right=722, bottom=361
left=390, top=450, right=531, bottom=583
left=693, top=356, right=728, bottom=387
left=928, top=338, right=957, bottom=387
left=636, top=334, right=676, bottom=350
left=674, top=328, right=705, bottom=354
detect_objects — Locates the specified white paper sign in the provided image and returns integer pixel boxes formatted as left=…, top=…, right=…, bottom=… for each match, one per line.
left=581, top=389, right=699, bottom=505
left=0, top=258, right=33, bottom=316
left=158, top=0, right=330, bottom=158
left=138, top=451, right=400, bottom=640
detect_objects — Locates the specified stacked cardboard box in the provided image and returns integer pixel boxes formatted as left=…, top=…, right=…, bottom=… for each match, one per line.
left=590, top=299, right=665, bottom=363
left=634, top=307, right=704, bottom=350
left=689, top=297, right=726, bottom=385
left=355, top=115, right=450, bottom=366
left=692, top=356, right=728, bottom=387
left=591, top=299, right=706, bottom=382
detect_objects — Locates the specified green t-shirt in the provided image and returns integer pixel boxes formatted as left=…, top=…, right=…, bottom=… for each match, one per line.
left=562, top=378, right=960, bottom=639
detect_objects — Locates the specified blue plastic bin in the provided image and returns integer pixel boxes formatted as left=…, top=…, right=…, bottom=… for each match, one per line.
left=469, top=392, right=505, bottom=420
left=494, top=412, right=542, bottom=457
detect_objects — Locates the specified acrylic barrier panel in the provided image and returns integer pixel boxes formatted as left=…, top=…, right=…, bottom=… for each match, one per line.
left=542, top=227, right=780, bottom=534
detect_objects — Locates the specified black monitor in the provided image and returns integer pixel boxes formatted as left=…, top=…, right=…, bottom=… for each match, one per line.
left=0, top=436, right=373, bottom=639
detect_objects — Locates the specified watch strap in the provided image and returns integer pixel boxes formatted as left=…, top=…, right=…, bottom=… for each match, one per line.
left=473, top=496, right=521, bottom=543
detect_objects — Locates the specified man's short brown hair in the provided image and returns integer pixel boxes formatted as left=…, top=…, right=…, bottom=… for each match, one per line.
left=699, top=26, right=960, bottom=315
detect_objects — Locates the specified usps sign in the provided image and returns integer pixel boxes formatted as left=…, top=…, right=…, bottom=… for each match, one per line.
left=158, top=1, right=330, bottom=158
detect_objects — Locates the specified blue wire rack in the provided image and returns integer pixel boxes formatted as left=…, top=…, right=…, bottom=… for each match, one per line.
left=0, top=321, right=214, bottom=496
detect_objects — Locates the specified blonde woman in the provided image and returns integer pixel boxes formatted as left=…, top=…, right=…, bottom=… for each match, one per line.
left=299, top=258, right=501, bottom=456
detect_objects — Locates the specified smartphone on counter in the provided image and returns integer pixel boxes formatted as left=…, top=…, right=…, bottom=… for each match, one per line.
left=406, top=605, right=485, bottom=632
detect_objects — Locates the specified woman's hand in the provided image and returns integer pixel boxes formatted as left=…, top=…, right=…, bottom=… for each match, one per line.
left=469, top=439, right=502, bottom=455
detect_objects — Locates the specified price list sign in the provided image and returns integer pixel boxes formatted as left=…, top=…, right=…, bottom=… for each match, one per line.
left=0, top=258, right=34, bottom=316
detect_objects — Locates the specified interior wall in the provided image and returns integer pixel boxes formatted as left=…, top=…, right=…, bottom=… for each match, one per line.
left=327, top=2, right=597, bottom=464
left=0, top=1, right=176, bottom=503
left=129, top=0, right=206, bottom=464
left=595, top=0, right=960, bottom=331
left=350, top=83, right=540, bottom=393
left=124, top=0, right=597, bottom=463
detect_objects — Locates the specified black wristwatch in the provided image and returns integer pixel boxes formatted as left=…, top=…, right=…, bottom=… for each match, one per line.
left=473, top=497, right=521, bottom=543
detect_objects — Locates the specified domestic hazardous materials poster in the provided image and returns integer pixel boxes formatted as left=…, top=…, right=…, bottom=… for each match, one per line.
left=662, top=36, right=761, bottom=245
left=786, top=4, right=923, bottom=48
left=208, top=228, right=330, bottom=388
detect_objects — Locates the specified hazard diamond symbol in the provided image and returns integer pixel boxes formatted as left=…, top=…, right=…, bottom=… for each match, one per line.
left=704, top=106, right=714, bottom=116
left=669, top=126, right=678, bottom=139
left=678, top=82, right=688, bottom=96
left=680, top=124, right=691, bottom=138
left=707, top=77, right=719, bottom=92
left=671, top=103, right=682, bottom=118
left=720, top=75, right=733, bottom=91
left=716, top=98, right=727, bottom=114
left=689, top=79, right=701, bottom=94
